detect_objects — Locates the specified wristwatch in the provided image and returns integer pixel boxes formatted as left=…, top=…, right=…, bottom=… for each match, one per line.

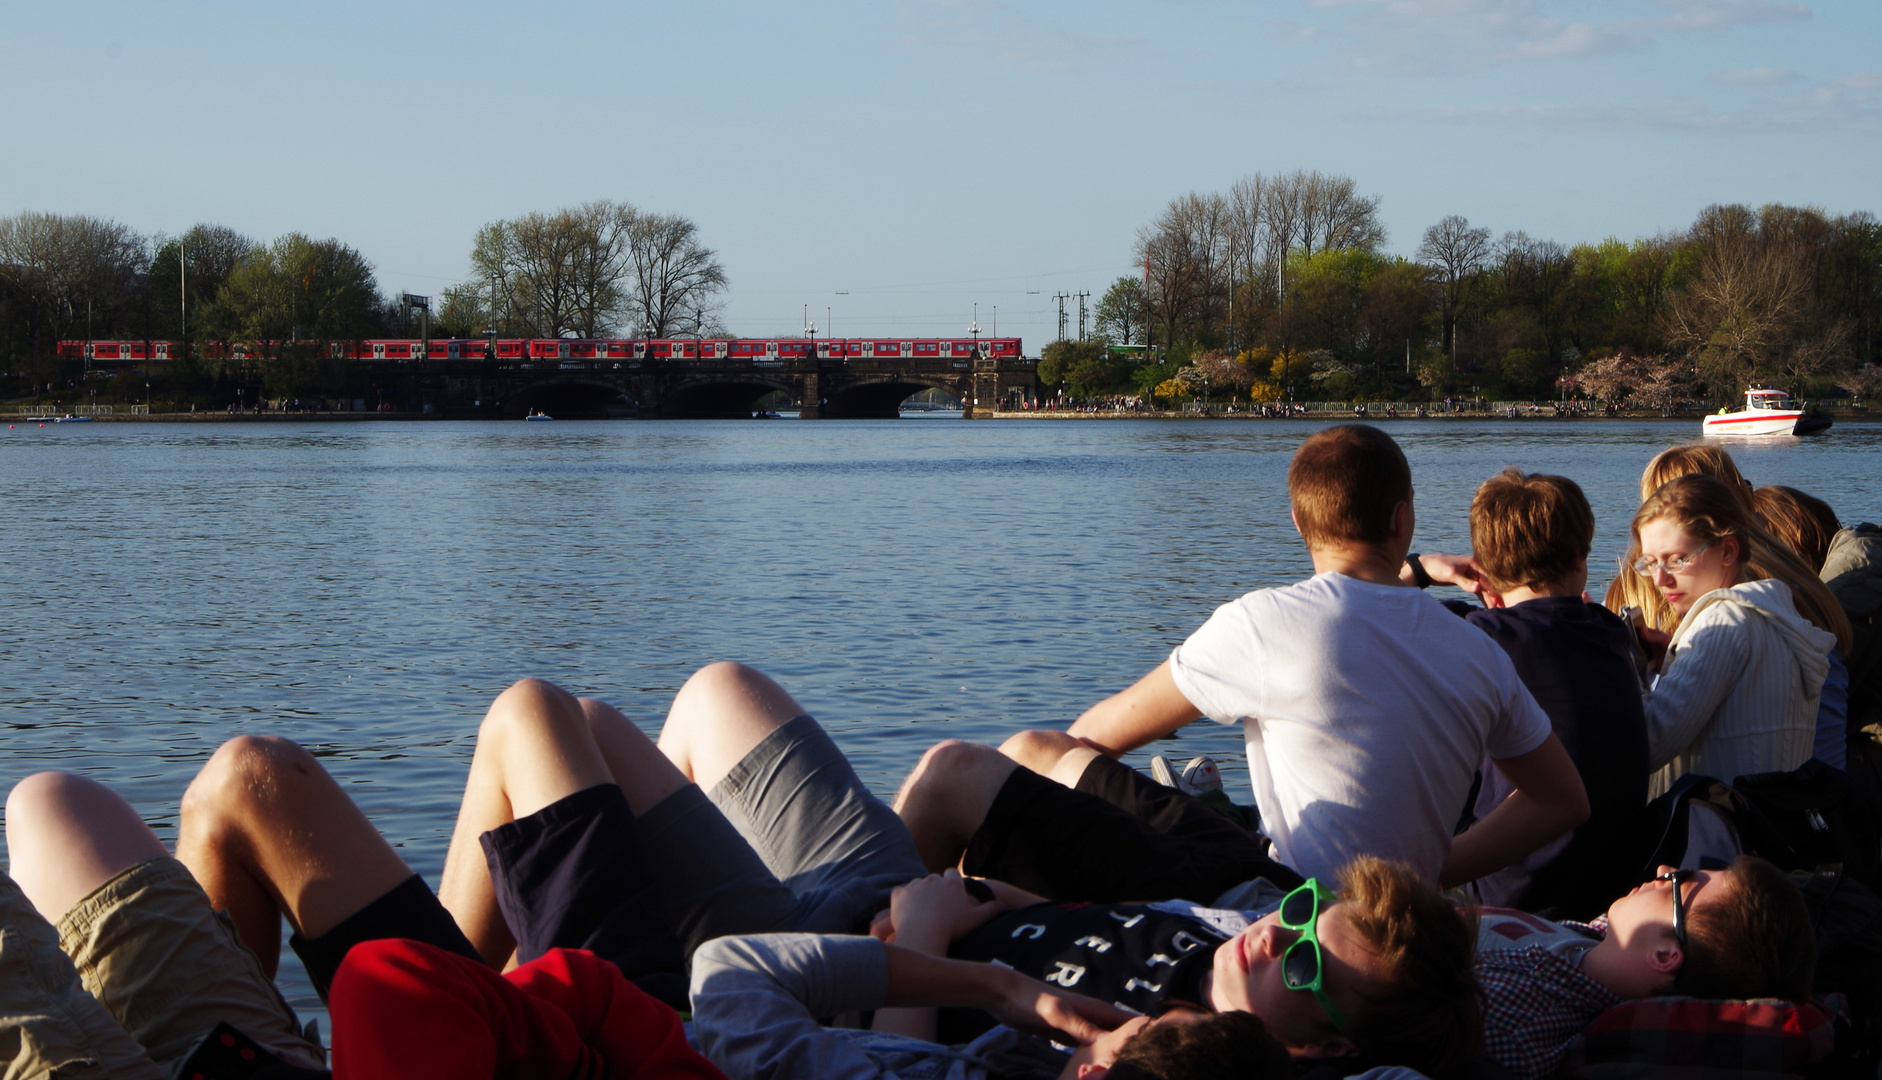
left=1405, top=553, right=1434, bottom=589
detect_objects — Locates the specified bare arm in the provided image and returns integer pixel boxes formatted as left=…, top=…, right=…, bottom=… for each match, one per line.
left=1066, top=660, right=1202, bottom=758
left=1440, top=733, right=1590, bottom=889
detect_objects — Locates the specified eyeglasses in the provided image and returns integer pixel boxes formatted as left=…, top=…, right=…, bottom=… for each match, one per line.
left=1632, top=544, right=1711, bottom=578
left=1657, top=869, right=1698, bottom=946
left=1277, top=878, right=1346, bottom=1031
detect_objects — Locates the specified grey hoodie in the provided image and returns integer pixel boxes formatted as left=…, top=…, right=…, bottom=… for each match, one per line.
left=689, top=933, right=1068, bottom=1080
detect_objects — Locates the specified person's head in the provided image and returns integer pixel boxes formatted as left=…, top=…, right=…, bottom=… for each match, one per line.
left=1640, top=444, right=1755, bottom=511
left=1753, top=485, right=1840, bottom=574
left=1288, top=426, right=1414, bottom=555
left=1201, top=857, right=1481, bottom=1075
left=1469, top=469, right=1595, bottom=595
left=1633, top=475, right=1852, bottom=650
left=1069, top=1008, right=1291, bottom=1080
left=1603, top=858, right=1815, bottom=1001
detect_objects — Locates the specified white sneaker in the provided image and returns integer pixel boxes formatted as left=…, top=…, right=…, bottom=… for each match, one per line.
left=1180, top=756, right=1223, bottom=796
left=1152, top=754, right=1220, bottom=798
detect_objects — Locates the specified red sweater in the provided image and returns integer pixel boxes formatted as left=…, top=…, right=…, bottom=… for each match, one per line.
left=328, top=939, right=726, bottom=1080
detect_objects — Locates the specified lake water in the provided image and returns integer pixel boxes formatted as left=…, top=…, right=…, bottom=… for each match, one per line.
left=3, top=416, right=1878, bottom=1019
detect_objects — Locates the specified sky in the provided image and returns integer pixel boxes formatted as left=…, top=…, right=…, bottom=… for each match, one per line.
left=4, top=0, right=1878, bottom=347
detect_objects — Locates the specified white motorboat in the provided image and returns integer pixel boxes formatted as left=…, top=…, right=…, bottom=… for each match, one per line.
left=1701, top=388, right=1832, bottom=437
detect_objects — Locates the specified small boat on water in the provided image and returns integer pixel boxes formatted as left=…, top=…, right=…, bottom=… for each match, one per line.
left=55, top=415, right=92, bottom=423
left=524, top=410, right=554, bottom=421
left=1701, top=388, right=1832, bottom=437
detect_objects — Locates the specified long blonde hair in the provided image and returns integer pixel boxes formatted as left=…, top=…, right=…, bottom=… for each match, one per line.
left=1606, top=444, right=1757, bottom=631
left=1631, top=474, right=1852, bottom=653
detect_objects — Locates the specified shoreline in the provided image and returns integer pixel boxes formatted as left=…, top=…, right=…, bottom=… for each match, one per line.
left=7, top=409, right=1876, bottom=424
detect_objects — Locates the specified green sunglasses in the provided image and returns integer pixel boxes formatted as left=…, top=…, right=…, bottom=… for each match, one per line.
left=1277, top=878, right=1347, bottom=1031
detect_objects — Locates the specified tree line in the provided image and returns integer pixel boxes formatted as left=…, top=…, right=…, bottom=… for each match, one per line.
left=1045, top=171, right=1882, bottom=408
left=0, top=201, right=727, bottom=406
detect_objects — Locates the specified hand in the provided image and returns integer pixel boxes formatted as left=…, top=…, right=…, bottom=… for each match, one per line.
left=1638, top=626, right=1672, bottom=671
left=1417, top=553, right=1490, bottom=594
left=881, top=870, right=1006, bottom=953
left=987, top=969, right=1137, bottom=1046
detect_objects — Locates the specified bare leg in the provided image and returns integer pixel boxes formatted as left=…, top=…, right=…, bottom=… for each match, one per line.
left=1000, top=729, right=1102, bottom=788
left=5, top=772, right=168, bottom=924
left=437, top=678, right=688, bottom=965
left=892, top=740, right=1021, bottom=873
left=657, top=661, right=809, bottom=790
left=175, top=735, right=413, bottom=978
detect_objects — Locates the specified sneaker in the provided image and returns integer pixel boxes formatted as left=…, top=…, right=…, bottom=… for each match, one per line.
left=1150, top=754, right=1186, bottom=792
left=1180, top=756, right=1223, bottom=796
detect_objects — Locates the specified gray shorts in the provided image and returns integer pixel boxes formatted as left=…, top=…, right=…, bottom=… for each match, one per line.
left=636, top=714, right=924, bottom=956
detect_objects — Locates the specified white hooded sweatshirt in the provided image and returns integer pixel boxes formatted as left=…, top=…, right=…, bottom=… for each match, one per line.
left=1645, top=577, right=1836, bottom=797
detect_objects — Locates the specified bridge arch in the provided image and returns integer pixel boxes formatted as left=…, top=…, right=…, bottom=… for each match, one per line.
left=822, top=376, right=965, bottom=419
left=661, top=375, right=797, bottom=419
left=507, top=378, right=635, bottom=419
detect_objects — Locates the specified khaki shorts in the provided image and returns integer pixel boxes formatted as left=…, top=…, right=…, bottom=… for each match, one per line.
left=0, top=869, right=162, bottom=1080
left=57, top=858, right=324, bottom=1074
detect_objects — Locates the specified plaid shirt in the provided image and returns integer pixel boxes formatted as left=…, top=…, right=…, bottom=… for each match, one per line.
left=1478, top=916, right=1620, bottom=1080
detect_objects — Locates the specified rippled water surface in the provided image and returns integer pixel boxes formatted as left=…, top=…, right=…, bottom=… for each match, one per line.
left=3, top=416, right=1878, bottom=1015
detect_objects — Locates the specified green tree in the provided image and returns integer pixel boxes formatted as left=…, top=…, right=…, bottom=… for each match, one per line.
left=210, top=234, right=383, bottom=397
left=1039, top=339, right=1131, bottom=397
left=1094, top=276, right=1150, bottom=345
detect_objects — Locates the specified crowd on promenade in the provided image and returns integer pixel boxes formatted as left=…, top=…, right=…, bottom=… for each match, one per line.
left=4, top=426, right=1881, bottom=1080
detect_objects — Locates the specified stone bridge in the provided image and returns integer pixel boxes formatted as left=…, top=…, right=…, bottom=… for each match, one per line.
left=378, top=352, right=1037, bottom=420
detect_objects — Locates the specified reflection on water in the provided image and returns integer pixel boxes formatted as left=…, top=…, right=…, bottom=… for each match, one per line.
left=2, top=417, right=1877, bottom=1015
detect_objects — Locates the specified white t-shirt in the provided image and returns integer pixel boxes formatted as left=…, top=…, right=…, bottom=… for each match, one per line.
left=1168, top=572, right=1553, bottom=883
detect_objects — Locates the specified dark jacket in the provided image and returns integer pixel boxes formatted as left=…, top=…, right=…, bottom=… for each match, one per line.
left=1447, top=596, right=1650, bottom=919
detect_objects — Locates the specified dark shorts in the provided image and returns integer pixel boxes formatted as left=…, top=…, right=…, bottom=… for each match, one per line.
left=290, top=874, right=480, bottom=1002
left=963, top=755, right=1302, bottom=904
left=482, top=782, right=689, bottom=1008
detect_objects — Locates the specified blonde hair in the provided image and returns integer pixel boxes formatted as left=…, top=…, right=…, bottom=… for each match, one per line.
left=1607, top=444, right=1756, bottom=631
left=1631, top=474, right=1852, bottom=653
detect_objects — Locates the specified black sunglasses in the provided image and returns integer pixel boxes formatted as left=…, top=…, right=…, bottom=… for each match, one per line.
left=1657, top=869, right=1698, bottom=946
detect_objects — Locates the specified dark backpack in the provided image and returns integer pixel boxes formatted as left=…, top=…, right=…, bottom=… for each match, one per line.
left=1733, top=761, right=1882, bottom=890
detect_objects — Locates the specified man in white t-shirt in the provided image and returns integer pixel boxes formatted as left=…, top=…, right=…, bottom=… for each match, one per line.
left=896, top=425, right=1589, bottom=903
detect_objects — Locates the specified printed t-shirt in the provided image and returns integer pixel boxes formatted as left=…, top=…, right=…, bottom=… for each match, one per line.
left=942, top=900, right=1250, bottom=1043
left=1169, top=572, right=1554, bottom=882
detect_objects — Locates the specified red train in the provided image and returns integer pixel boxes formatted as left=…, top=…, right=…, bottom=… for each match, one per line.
left=60, top=337, right=1024, bottom=365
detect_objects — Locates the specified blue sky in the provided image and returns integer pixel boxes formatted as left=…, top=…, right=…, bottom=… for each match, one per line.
left=5, top=0, right=1877, bottom=346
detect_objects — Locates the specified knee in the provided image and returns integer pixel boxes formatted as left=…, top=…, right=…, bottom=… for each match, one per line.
left=181, top=734, right=310, bottom=831
left=674, top=661, right=769, bottom=705
left=998, top=729, right=1081, bottom=773
left=5, top=771, right=97, bottom=837
left=481, top=678, right=586, bottom=745
left=901, top=739, right=996, bottom=803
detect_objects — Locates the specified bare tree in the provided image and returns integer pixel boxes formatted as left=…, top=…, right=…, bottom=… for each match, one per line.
left=625, top=212, right=727, bottom=338
left=1419, top=216, right=1493, bottom=366
left=1136, top=191, right=1230, bottom=346
left=0, top=211, right=148, bottom=347
left=471, top=201, right=636, bottom=338
left=1662, top=204, right=1832, bottom=395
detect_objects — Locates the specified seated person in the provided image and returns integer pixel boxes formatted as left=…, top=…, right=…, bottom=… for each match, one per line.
left=1412, top=469, right=1650, bottom=919
left=1753, top=483, right=1855, bottom=768
left=1476, top=856, right=1815, bottom=1080
left=897, top=425, right=1588, bottom=900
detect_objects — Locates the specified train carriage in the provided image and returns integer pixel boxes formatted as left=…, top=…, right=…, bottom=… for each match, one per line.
left=59, top=335, right=1024, bottom=367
